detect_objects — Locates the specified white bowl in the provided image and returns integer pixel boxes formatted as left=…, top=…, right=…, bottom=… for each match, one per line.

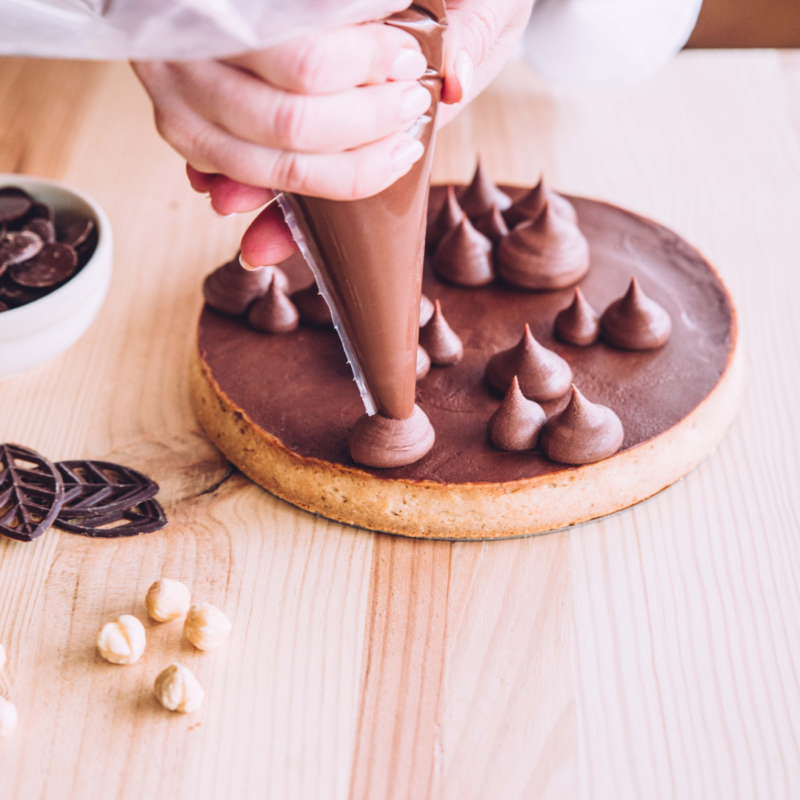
left=0, top=174, right=112, bottom=380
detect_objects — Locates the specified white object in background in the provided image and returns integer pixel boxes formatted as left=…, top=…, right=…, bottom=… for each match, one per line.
left=0, top=697, right=17, bottom=737
left=524, top=0, right=703, bottom=86
left=0, top=174, right=112, bottom=381
left=0, top=0, right=405, bottom=60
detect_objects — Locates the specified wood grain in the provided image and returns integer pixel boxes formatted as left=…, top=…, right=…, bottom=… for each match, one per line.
left=1, top=50, right=800, bottom=799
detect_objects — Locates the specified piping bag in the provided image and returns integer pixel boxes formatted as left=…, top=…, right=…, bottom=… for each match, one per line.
left=277, top=0, right=446, bottom=436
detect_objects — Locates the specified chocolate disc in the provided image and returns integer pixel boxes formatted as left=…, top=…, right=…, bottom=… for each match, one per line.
left=60, top=217, right=95, bottom=249
left=56, top=460, right=159, bottom=519
left=23, top=217, right=56, bottom=244
left=55, top=498, right=167, bottom=537
left=0, top=231, right=44, bottom=270
left=28, top=201, right=54, bottom=222
left=0, top=187, right=33, bottom=223
left=0, top=279, right=46, bottom=307
left=10, top=242, right=78, bottom=288
left=0, top=443, right=65, bottom=542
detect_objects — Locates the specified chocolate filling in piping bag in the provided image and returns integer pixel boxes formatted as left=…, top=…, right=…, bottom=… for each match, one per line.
left=277, top=0, right=447, bottom=419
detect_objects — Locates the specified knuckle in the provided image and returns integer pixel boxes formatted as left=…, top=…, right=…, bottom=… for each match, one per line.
left=288, top=38, right=328, bottom=92
left=463, top=9, right=500, bottom=65
left=272, top=151, right=314, bottom=194
left=271, top=94, right=313, bottom=150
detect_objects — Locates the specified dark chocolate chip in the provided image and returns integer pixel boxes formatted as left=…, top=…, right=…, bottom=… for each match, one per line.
left=0, top=443, right=64, bottom=542
left=23, top=217, right=55, bottom=244
left=10, top=242, right=78, bottom=287
left=56, top=460, right=159, bottom=520
left=0, top=187, right=33, bottom=223
left=54, top=498, right=167, bottom=538
left=29, top=202, right=53, bottom=222
left=0, top=278, right=47, bottom=307
left=0, top=231, right=44, bottom=270
left=60, top=217, right=95, bottom=249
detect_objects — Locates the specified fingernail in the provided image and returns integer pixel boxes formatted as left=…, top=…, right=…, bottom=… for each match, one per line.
left=212, top=207, right=237, bottom=218
left=401, top=84, right=431, bottom=122
left=392, top=138, right=425, bottom=173
left=389, top=48, right=427, bottom=81
left=239, top=255, right=262, bottom=271
left=455, top=51, right=474, bottom=101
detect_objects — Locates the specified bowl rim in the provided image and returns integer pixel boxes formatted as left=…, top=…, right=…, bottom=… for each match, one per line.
left=0, top=173, right=113, bottom=322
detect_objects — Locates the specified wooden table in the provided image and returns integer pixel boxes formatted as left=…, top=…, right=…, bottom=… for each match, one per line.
left=1, top=50, right=799, bottom=800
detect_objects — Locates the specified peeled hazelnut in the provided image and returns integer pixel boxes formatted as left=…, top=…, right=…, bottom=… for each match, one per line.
left=183, top=602, right=231, bottom=651
left=145, top=579, right=191, bottom=622
left=154, top=663, right=204, bottom=713
left=0, top=697, right=17, bottom=737
left=96, top=614, right=146, bottom=665
left=0, top=643, right=6, bottom=671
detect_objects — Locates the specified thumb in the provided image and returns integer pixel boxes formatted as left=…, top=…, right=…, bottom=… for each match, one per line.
left=441, top=2, right=494, bottom=105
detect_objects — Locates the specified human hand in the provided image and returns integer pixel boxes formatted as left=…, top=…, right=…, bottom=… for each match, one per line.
left=136, top=0, right=534, bottom=268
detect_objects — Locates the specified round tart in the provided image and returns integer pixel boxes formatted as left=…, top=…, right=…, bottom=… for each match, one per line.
left=192, top=187, right=742, bottom=540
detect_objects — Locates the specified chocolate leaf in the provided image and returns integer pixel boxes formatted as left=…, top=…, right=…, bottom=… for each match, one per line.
left=0, top=443, right=64, bottom=542
left=55, top=498, right=167, bottom=538
left=56, top=460, right=159, bottom=519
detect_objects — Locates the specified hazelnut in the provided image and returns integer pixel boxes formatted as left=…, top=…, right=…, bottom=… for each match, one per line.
left=0, top=643, right=6, bottom=671
left=183, top=602, right=231, bottom=651
left=96, top=615, right=146, bottom=665
left=153, top=664, right=204, bottom=713
left=145, top=579, right=191, bottom=622
left=0, top=697, right=17, bottom=737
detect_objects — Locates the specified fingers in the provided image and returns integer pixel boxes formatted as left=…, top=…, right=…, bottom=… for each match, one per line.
left=240, top=203, right=298, bottom=268
left=228, top=24, right=426, bottom=94
left=437, top=0, right=534, bottom=125
left=173, top=60, right=431, bottom=153
left=154, top=95, right=424, bottom=199
left=208, top=176, right=274, bottom=216
left=186, top=163, right=216, bottom=192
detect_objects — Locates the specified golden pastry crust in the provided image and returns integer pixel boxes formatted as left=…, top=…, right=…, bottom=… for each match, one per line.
left=190, top=320, right=742, bottom=540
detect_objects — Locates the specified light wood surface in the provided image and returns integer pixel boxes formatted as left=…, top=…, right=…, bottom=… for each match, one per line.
left=1, top=50, right=799, bottom=799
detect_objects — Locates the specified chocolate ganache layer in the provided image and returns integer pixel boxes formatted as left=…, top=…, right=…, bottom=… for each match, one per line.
left=197, top=186, right=735, bottom=485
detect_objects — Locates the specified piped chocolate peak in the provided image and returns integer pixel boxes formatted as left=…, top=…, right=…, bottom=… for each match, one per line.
left=488, top=376, right=546, bottom=452
left=540, top=385, right=624, bottom=465
left=555, top=288, right=599, bottom=345
left=504, top=176, right=578, bottom=228
left=432, top=217, right=493, bottom=287
left=247, top=276, right=299, bottom=334
left=428, top=185, right=465, bottom=251
left=282, top=1, right=446, bottom=420
left=485, top=324, right=572, bottom=401
left=600, top=277, right=672, bottom=350
left=203, top=258, right=287, bottom=316
left=291, top=283, right=333, bottom=327
left=473, top=203, right=509, bottom=244
left=459, top=161, right=512, bottom=219
left=497, top=200, right=590, bottom=291
left=419, top=299, right=463, bottom=365
left=348, top=404, right=435, bottom=469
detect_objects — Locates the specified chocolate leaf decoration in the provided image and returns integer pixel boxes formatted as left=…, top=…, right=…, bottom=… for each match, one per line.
left=0, top=443, right=64, bottom=542
left=54, top=498, right=167, bottom=538
left=56, top=460, right=159, bottom=520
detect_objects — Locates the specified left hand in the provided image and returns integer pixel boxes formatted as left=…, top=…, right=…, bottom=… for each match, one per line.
left=187, top=0, right=536, bottom=269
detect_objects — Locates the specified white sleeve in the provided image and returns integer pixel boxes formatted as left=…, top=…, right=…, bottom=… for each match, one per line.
left=522, top=0, right=704, bottom=85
